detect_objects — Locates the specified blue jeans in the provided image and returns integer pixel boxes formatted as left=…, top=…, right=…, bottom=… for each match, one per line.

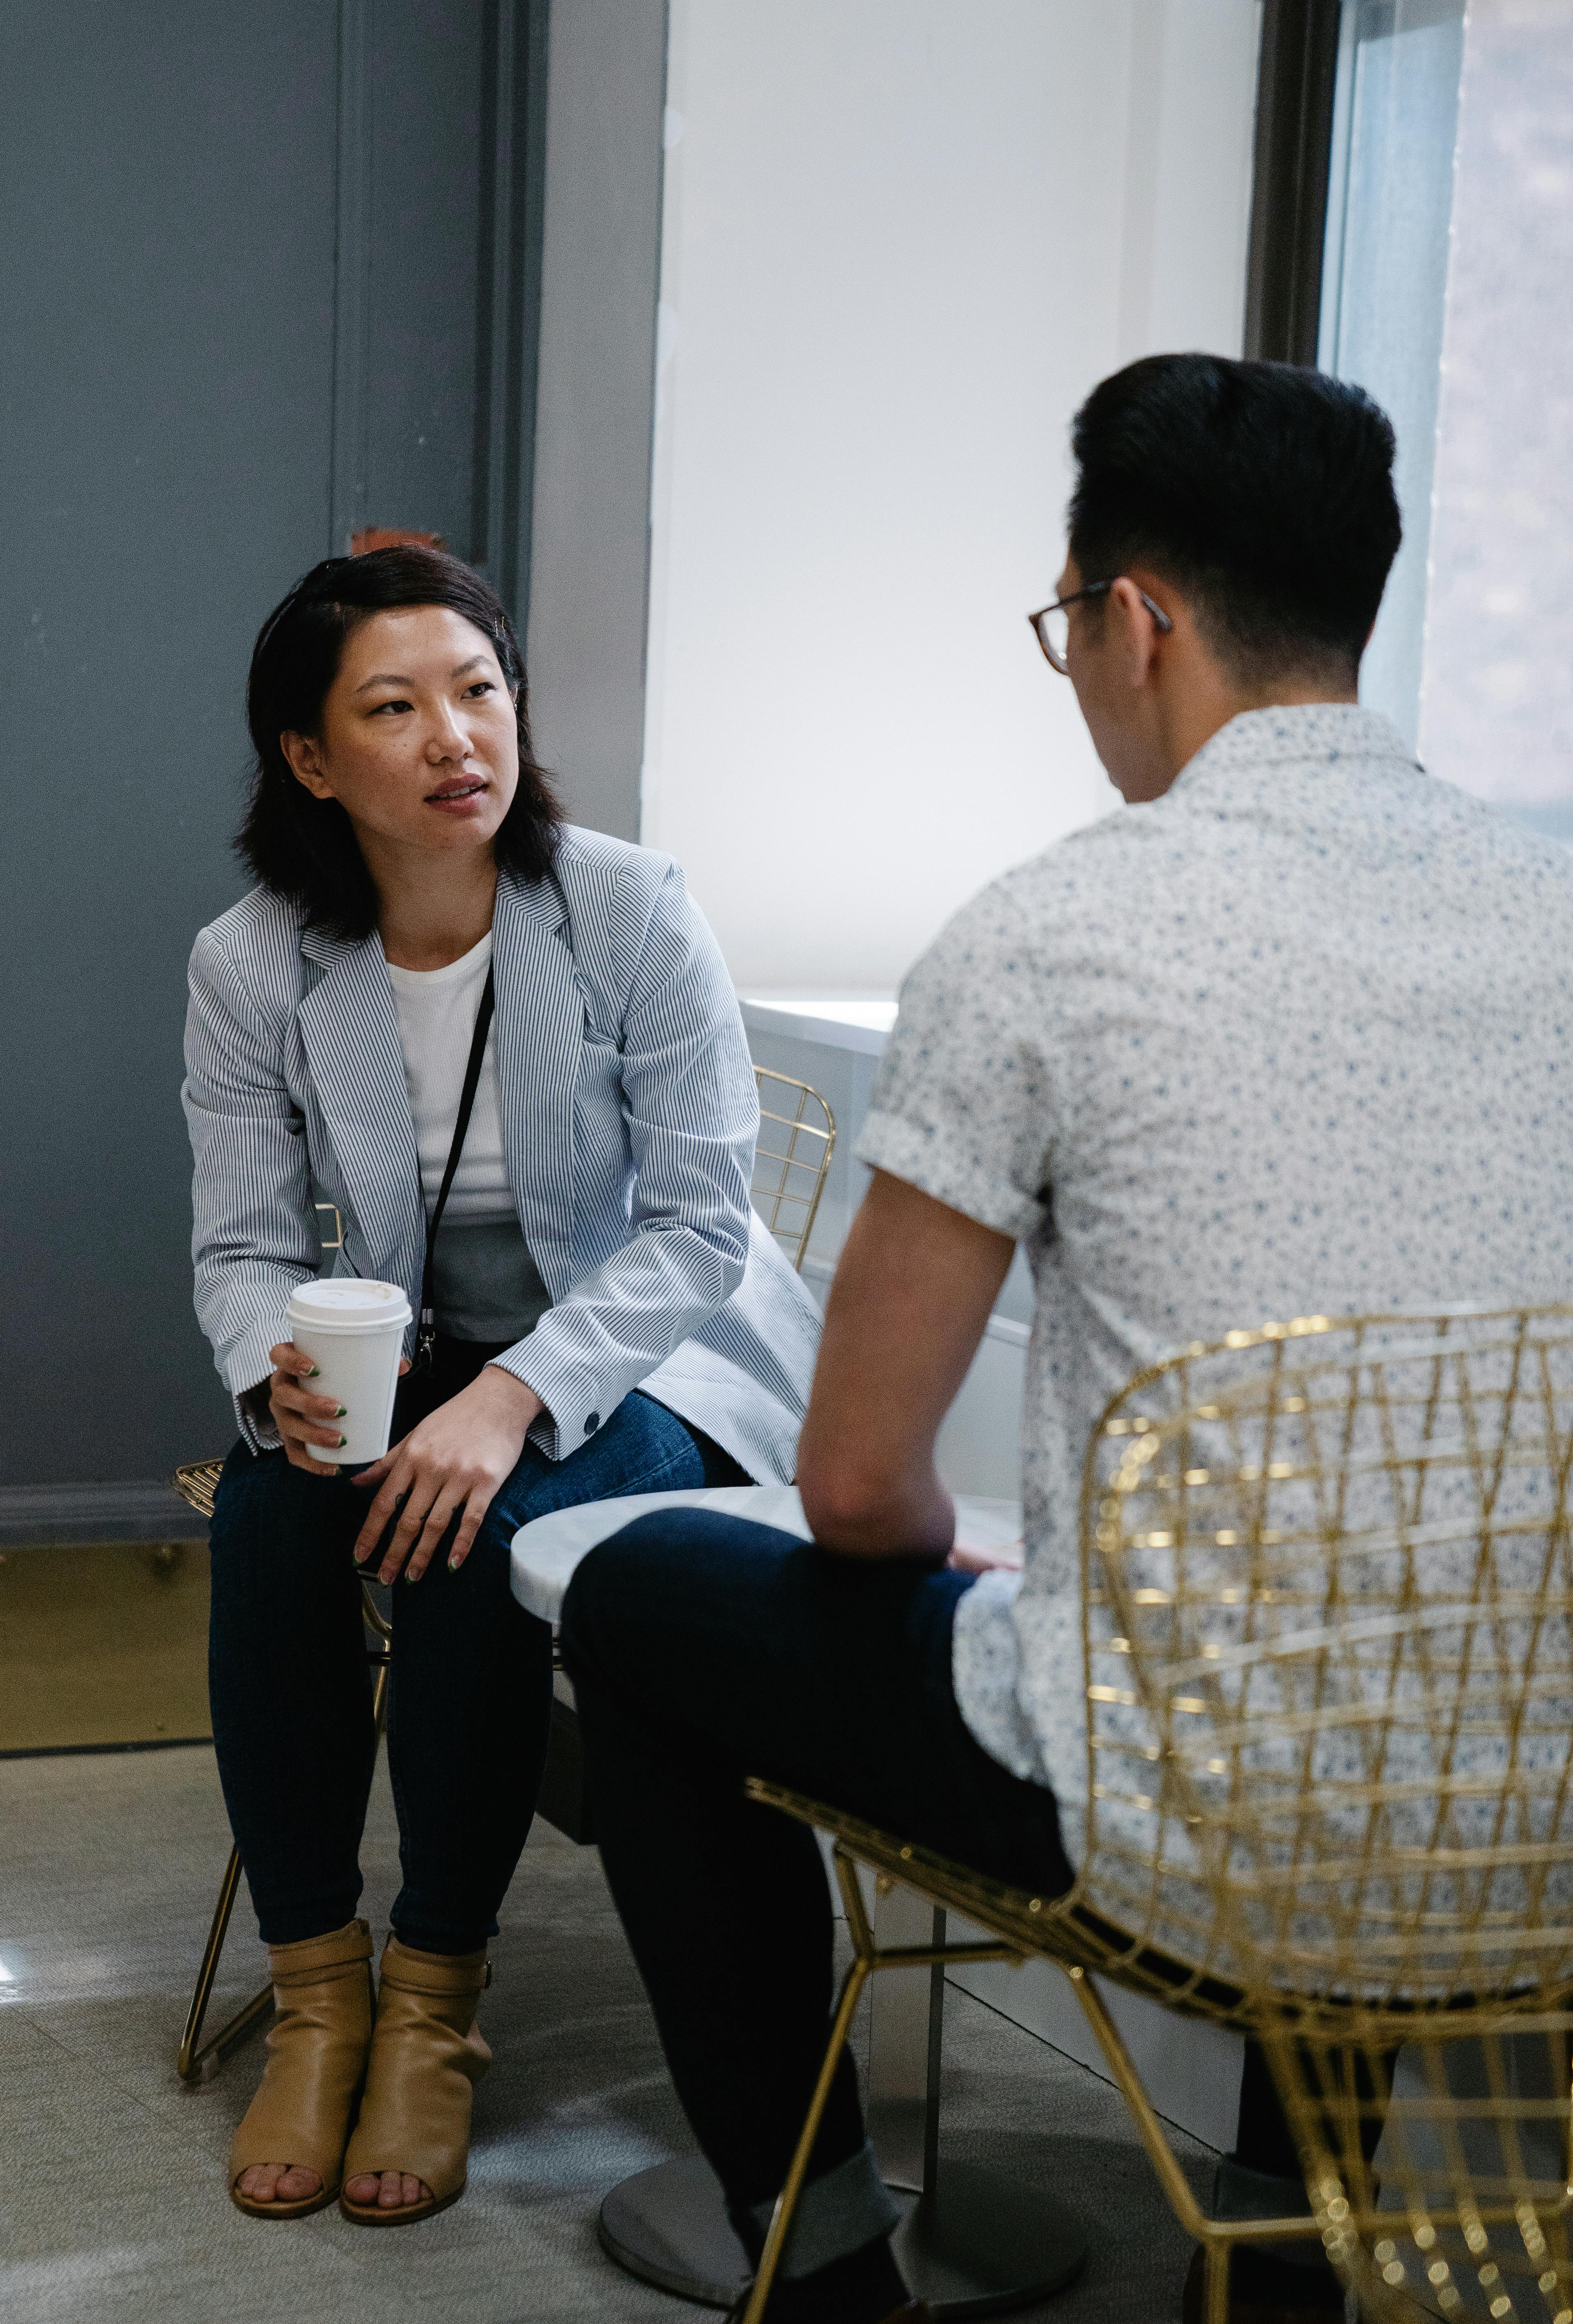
left=559, top=1511, right=1075, bottom=2253
left=208, top=1340, right=746, bottom=1951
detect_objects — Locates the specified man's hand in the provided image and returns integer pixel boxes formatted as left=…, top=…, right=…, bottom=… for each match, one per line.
left=796, top=1170, right=1014, bottom=1560
left=948, top=1537, right=1024, bottom=1576
left=351, top=1364, right=544, bottom=1583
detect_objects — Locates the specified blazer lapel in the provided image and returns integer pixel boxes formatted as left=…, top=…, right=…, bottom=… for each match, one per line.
left=297, top=925, right=425, bottom=1300
left=492, top=870, right=583, bottom=1299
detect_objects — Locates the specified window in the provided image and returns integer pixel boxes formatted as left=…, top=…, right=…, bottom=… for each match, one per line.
left=1251, top=0, right=1573, bottom=838
left=1318, top=0, right=1466, bottom=747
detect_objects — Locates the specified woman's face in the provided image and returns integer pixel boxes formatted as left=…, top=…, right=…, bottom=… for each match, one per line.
left=281, top=605, right=520, bottom=859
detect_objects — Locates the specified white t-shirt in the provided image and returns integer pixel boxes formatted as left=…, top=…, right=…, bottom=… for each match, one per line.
left=385, top=930, right=550, bottom=1342
left=386, top=931, right=510, bottom=1223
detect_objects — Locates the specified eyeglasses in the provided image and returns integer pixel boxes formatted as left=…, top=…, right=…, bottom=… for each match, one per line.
left=1027, top=580, right=1174, bottom=674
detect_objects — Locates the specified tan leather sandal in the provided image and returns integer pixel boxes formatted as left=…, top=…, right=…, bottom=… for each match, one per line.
left=228, top=1917, right=375, bottom=2220
left=338, top=1935, right=491, bottom=2226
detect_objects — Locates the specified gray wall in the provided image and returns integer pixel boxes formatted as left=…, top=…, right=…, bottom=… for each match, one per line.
left=525, top=0, right=669, bottom=840
left=0, top=1, right=554, bottom=1534
left=0, top=1, right=339, bottom=1514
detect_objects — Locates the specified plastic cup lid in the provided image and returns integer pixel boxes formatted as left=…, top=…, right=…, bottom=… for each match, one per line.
left=287, top=1279, right=412, bottom=1330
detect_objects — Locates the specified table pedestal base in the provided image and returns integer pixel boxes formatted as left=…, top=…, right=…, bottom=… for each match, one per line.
left=597, top=2154, right=1086, bottom=2317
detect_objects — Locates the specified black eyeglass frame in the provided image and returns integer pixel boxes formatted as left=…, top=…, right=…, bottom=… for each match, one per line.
left=1027, top=580, right=1175, bottom=674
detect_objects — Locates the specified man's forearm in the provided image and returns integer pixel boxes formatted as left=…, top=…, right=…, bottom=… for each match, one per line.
left=798, top=1454, right=955, bottom=1562
left=794, top=1170, right=1013, bottom=1562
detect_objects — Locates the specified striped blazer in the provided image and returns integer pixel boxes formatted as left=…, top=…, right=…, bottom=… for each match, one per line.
left=181, top=826, right=822, bottom=1482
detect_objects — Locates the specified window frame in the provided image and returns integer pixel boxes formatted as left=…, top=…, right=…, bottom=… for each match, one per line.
left=1243, top=0, right=1344, bottom=365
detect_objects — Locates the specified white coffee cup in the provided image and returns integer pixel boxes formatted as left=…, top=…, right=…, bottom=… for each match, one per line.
left=285, top=1280, right=413, bottom=1465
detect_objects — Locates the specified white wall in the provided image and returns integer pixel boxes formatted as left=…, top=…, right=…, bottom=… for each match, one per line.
left=643, top=0, right=1262, bottom=991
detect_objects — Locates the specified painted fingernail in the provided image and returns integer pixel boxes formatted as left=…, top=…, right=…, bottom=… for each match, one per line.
left=307, top=1365, right=320, bottom=1377
left=447, top=1555, right=461, bottom=1571
left=335, top=1406, right=347, bottom=1418
left=404, top=1568, right=418, bottom=1583
left=337, top=1435, right=348, bottom=1447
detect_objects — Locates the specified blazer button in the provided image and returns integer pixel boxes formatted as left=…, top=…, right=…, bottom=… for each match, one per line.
left=585, top=1412, right=600, bottom=1433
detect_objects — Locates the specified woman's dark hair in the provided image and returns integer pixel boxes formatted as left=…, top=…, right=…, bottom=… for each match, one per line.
left=239, top=545, right=561, bottom=937
left=1067, top=353, right=1402, bottom=680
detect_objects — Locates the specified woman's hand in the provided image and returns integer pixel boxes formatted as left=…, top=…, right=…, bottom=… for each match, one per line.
left=351, top=1364, right=545, bottom=1584
left=260, top=1340, right=412, bottom=1474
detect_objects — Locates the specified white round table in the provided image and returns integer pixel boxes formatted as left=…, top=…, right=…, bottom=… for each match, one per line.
left=510, top=1486, right=1023, bottom=1621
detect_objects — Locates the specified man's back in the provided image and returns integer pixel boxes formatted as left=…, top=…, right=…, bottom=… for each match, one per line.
left=859, top=703, right=1573, bottom=1829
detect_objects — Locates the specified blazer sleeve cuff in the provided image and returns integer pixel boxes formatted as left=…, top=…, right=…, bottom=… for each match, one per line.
left=235, top=1393, right=283, bottom=1456
left=224, top=1331, right=288, bottom=1456
left=489, top=1339, right=608, bottom=1466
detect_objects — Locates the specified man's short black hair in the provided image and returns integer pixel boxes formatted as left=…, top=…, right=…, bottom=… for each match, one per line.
left=1067, top=354, right=1402, bottom=680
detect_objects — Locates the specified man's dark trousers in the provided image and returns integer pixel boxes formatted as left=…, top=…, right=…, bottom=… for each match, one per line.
left=559, top=1508, right=1075, bottom=2257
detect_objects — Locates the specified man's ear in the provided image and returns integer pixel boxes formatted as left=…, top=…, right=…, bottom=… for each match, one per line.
left=280, top=729, right=334, bottom=800
left=1106, top=576, right=1164, bottom=690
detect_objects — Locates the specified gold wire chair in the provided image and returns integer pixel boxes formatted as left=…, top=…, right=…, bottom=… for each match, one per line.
left=751, top=1067, right=836, bottom=1273
left=742, top=1304, right=1573, bottom=2324
left=171, top=1068, right=837, bottom=2073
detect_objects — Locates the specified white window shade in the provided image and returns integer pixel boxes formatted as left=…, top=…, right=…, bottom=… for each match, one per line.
left=1319, top=0, right=1467, bottom=749
left=1320, top=0, right=1573, bottom=839
left=1421, top=0, right=1573, bottom=840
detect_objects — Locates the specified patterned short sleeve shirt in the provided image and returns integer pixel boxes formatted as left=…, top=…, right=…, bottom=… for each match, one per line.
left=857, top=704, right=1573, bottom=1861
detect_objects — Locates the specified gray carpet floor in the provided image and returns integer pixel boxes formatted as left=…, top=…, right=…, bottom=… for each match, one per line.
left=0, top=1743, right=1211, bottom=2323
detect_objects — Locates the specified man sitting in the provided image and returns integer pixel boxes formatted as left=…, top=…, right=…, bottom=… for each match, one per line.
left=560, top=353, right=1573, bottom=2324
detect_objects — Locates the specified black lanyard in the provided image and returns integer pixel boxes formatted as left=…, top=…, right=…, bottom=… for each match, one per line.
left=414, top=963, right=496, bottom=1370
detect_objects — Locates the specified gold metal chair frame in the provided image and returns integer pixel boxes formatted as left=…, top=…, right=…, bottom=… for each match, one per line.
left=736, top=1783, right=1316, bottom=2324
left=170, top=1066, right=836, bottom=2079
left=751, top=1067, right=836, bottom=1273
left=741, top=1304, right=1573, bottom=2324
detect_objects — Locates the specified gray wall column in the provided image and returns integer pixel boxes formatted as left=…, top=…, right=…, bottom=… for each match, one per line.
left=524, top=0, right=668, bottom=839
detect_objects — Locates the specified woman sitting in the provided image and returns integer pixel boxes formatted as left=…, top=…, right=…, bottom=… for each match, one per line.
left=183, top=545, right=819, bottom=2226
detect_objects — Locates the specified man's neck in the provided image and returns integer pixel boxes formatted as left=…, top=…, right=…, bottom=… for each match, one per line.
left=1137, top=669, right=1360, bottom=804
left=363, top=837, right=500, bottom=970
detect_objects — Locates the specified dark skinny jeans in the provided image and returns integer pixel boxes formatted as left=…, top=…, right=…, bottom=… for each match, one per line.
left=208, top=1339, right=744, bottom=1953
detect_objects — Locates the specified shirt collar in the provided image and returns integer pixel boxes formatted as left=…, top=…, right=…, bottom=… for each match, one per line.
left=1167, top=702, right=1421, bottom=798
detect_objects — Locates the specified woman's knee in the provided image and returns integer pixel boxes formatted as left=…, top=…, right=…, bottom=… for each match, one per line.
left=396, top=1513, right=553, bottom=1668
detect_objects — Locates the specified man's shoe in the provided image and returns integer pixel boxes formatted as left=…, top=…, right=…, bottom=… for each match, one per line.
left=1182, top=2246, right=1347, bottom=2323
